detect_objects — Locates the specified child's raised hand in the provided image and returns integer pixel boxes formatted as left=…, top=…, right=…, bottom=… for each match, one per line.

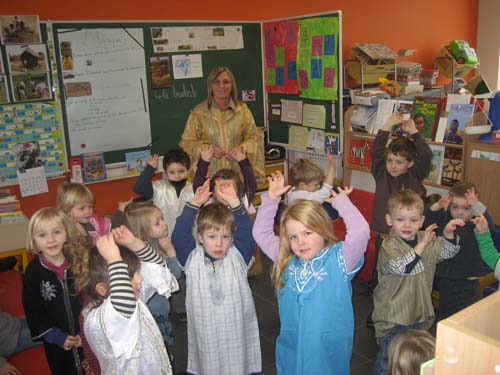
left=200, top=144, right=214, bottom=162
left=400, top=118, right=418, bottom=135
left=112, top=225, right=145, bottom=252
left=216, top=180, right=240, bottom=208
left=471, top=213, right=489, bottom=234
left=227, top=145, right=246, bottom=162
left=325, top=186, right=353, bottom=204
left=465, top=187, right=479, bottom=207
left=267, top=171, right=291, bottom=199
left=148, top=154, right=159, bottom=169
left=383, top=112, right=404, bottom=131
left=192, top=179, right=212, bottom=207
left=419, top=223, right=437, bottom=248
left=443, top=218, right=466, bottom=239
left=327, top=152, right=335, bottom=163
left=159, top=235, right=177, bottom=257
left=96, top=233, right=122, bottom=264
left=433, top=194, right=452, bottom=211
left=117, top=197, right=133, bottom=212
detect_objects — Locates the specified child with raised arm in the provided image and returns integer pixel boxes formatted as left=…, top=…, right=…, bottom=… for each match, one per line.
left=373, top=190, right=463, bottom=375
left=425, top=182, right=496, bottom=318
left=252, top=170, right=370, bottom=375
left=133, top=148, right=194, bottom=236
left=72, top=226, right=178, bottom=375
left=171, top=179, right=261, bottom=375
left=126, top=202, right=183, bottom=347
left=287, top=153, right=338, bottom=219
left=367, top=113, right=433, bottom=325
left=472, top=213, right=500, bottom=284
left=22, top=208, right=85, bottom=375
left=194, top=144, right=257, bottom=212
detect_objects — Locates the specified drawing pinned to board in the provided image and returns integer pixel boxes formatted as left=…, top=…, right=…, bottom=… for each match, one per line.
left=149, top=56, right=171, bottom=89
left=0, top=15, right=41, bottom=44
left=13, top=141, right=44, bottom=172
left=172, top=54, right=203, bottom=79
left=6, top=44, right=48, bottom=73
left=151, top=25, right=243, bottom=53
left=241, top=90, right=255, bottom=102
left=65, top=82, right=92, bottom=98
left=60, top=41, right=74, bottom=71
left=10, top=72, right=51, bottom=102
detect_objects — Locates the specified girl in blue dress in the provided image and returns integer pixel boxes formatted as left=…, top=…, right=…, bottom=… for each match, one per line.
left=253, top=171, right=370, bottom=374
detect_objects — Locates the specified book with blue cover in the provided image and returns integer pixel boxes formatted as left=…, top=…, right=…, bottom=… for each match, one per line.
left=125, top=150, right=151, bottom=176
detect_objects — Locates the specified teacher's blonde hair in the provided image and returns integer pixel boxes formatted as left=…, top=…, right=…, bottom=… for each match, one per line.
left=207, top=66, right=239, bottom=108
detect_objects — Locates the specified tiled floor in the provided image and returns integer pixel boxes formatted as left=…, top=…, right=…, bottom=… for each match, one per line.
left=169, top=255, right=380, bottom=375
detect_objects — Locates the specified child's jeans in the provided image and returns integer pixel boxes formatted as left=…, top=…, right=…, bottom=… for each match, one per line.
left=373, top=323, right=422, bottom=375
left=147, top=292, right=175, bottom=346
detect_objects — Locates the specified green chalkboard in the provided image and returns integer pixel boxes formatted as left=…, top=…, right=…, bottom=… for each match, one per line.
left=265, top=12, right=342, bottom=146
left=51, top=22, right=263, bottom=164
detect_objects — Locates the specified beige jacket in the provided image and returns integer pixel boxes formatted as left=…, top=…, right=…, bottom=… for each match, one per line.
left=181, top=100, right=265, bottom=179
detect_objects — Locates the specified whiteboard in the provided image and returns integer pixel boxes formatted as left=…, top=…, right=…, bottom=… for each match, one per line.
left=59, top=28, right=151, bottom=154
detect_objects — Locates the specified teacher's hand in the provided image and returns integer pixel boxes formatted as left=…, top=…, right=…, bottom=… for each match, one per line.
left=212, top=145, right=226, bottom=159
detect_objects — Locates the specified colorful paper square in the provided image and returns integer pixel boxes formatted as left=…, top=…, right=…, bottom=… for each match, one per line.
left=266, top=68, right=276, bottom=85
left=286, top=21, right=298, bottom=44
left=311, top=59, right=322, bottom=79
left=298, top=70, right=308, bottom=88
left=324, top=67, right=335, bottom=88
left=276, top=67, right=285, bottom=85
left=265, top=46, right=275, bottom=67
left=288, top=61, right=297, bottom=80
left=275, top=46, right=285, bottom=66
left=312, top=35, right=323, bottom=56
left=324, top=34, right=335, bottom=55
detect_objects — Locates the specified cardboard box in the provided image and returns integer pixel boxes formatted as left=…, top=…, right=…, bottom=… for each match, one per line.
left=435, top=292, right=500, bottom=374
left=0, top=220, right=29, bottom=252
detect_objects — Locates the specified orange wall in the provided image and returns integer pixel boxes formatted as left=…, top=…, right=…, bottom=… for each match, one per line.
left=2, top=0, right=478, bottom=216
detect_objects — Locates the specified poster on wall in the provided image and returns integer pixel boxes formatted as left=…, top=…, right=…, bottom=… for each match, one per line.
left=57, top=28, right=151, bottom=155
left=296, top=17, right=339, bottom=100
left=0, top=101, right=66, bottom=187
left=263, top=20, right=299, bottom=94
left=6, top=44, right=49, bottom=74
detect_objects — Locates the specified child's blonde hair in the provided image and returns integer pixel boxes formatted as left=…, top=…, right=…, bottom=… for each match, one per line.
left=27, top=207, right=80, bottom=254
left=271, top=199, right=337, bottom=289
left=387, top=189, right=424, bottom=216
left=196, top=202, right=235, bottom=235
left=56, top=181, right=94, bottom=214
left=388, top=329, right=435, bottom=375
left=290, top=159, right=324, bottom=186
left=126, top=202, right=165, bottom=257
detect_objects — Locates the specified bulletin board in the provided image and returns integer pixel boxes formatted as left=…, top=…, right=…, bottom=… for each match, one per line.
left=264, top=12, right=343, bottom=153
left=50, top=21, right=264, bottom=164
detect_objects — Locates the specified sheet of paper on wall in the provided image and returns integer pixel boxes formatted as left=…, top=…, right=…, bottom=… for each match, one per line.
left=17, top=166, right=48, bottom=197
left=288, top=125, right=308, bottom=151
left=302, top=103, right=326, bottom=129
left=445, top=93, right=472, bottom=111
left=281, top=99, right=303, bottom=124
left=307, top=128, right=325, bottom=153
left=172, top=54, right=203, bottom=79
left=151, top=25, right=244, bottom=53
left=59, top=28, right=151, bottom=154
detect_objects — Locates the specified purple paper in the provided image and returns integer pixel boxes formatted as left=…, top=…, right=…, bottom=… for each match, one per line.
left=312, top=35, right=323, bottom=56
left=324, top=67, right=335, bottom=88
left=298, top=70, right=308, bottom=88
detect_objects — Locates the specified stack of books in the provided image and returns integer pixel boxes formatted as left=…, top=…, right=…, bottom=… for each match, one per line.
left=388, top=62, right=424, bottom=95
left=0, top=189, right=26, bottom=224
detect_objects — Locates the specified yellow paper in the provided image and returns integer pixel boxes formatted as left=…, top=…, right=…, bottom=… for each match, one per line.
left=289, top=125, right=308, bottom=151
left=302, top=103, right=326, bottom=129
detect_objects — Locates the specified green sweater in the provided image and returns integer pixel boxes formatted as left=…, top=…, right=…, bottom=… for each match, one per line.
left=475, top=231, right=500, bottom=282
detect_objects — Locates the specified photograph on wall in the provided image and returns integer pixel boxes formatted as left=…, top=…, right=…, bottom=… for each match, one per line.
left=13, top=141, right=44, bottom=172
left=65, top=82, right=92, bottom=98
left=0, top=76, right=9, bottom=104
left=60, top=41, right=74, bottom=71
left=10, top=72, right=52, bottom=102
left=149, top=56, right=171, bottom=89
left=6, top=44, right=48, bottom=74
left=0, top=15, right=41, bottom=44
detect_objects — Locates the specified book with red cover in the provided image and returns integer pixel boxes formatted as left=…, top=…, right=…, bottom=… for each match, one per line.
left=348, top=136, right=373, bottom=170
left=411, top=96, right=443, bottom=141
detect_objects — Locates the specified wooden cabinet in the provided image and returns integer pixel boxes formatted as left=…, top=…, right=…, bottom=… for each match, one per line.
left=464, top=137, right=500, bottom=223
